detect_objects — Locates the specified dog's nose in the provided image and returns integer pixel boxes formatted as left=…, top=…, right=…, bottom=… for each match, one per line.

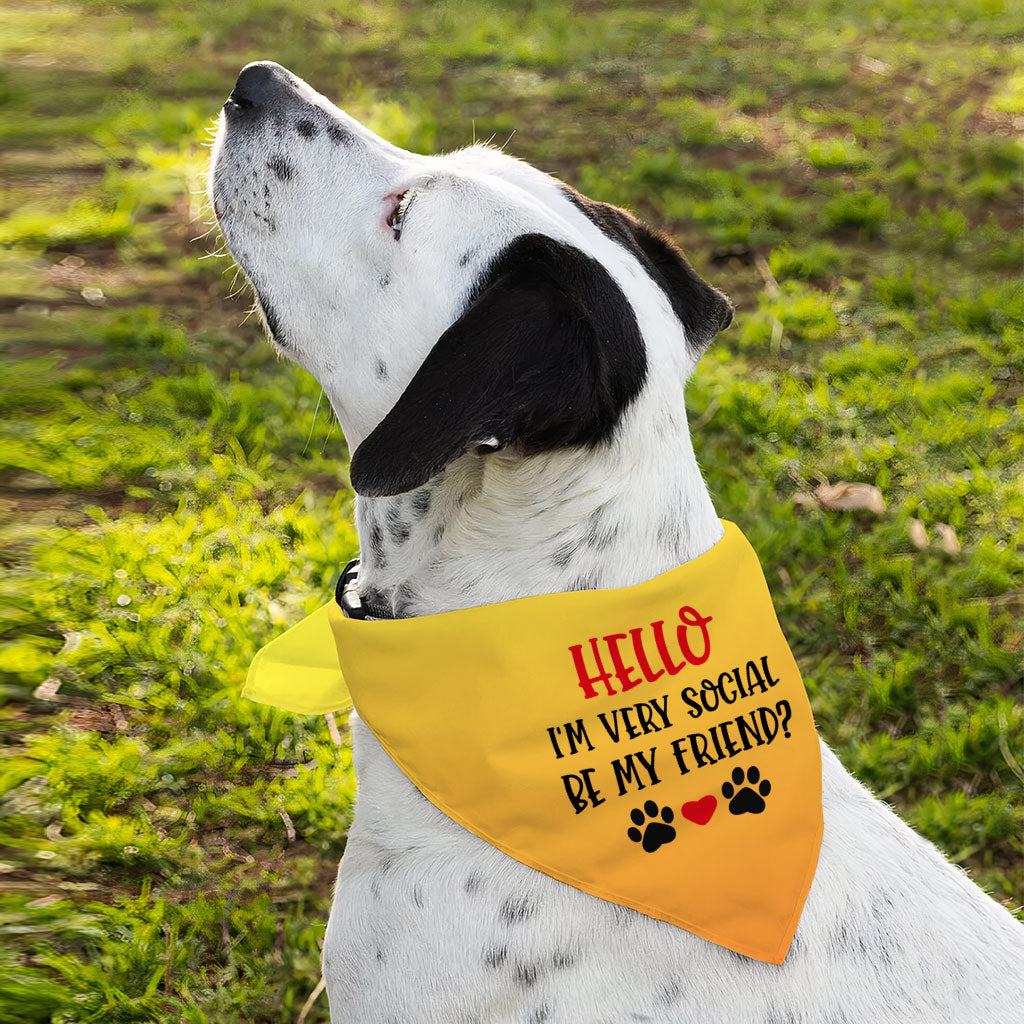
left=227, top=61, right=296, bottom=110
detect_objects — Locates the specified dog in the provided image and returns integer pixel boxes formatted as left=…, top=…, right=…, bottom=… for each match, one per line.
left=209, top=61, right=1024, bottom=1024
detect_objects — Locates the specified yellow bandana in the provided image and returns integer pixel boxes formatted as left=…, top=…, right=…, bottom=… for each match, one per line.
left=244, top=520, right=822, bottom=963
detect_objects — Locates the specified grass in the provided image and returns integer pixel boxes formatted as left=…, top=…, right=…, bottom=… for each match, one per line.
left=1, top=0, right=1022, bottom=1020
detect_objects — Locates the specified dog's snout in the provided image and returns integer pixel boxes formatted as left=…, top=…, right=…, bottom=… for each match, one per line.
left=227, top=61, right=296, bottom=111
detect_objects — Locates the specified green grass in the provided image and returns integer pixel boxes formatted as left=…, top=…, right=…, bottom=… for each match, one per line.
left=2, top=0, right=1022, bottom=1020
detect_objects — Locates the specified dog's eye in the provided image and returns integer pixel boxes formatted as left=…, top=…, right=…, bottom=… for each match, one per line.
left=386, top=190, right=412, bottom=240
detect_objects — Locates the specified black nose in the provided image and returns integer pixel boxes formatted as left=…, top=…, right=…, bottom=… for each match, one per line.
left=227, top=61, right=296, bottom=110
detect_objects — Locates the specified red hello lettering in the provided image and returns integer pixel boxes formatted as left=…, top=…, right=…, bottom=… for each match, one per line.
left=571, top=606, right=713, bottom=699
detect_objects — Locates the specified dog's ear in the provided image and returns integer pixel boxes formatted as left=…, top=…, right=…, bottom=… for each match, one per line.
left=626, top=220, right=734, bottom=357
left=560, top=187, right=733, bottom=359
left=349, top=234, right=646, bottom=497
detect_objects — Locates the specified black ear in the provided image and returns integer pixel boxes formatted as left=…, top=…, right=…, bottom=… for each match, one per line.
left=349, top=234, right=647, bottom=497
left=560, top=186, right=733, bottom=358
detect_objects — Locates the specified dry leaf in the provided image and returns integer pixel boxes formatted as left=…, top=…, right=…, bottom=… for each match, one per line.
left=33, top=678, right=62, bottom=701
left=277, top=807, right=296, bottom=843
left=856, top=55, right=892, bottom=76
left=909, top=518, right=929, bottom=549
left=934, top=523, right=961, bottom=555
left=26, top=894, right=64, bottom=910
left=813, top=481, right=886, bottom=513
left=60, top=630, right=83, bottom=654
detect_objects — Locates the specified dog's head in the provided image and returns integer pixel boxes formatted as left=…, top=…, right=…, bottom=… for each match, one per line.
left=210, top=62, right=732, bottom=499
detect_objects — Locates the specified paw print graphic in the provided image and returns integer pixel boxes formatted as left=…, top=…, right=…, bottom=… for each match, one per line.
left=722, top=765, right=772, bottom=815
left=627, top=800, right=677, bottom=853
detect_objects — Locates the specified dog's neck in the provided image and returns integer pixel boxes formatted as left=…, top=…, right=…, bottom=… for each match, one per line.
left=352, top=393, right=722, bottom=617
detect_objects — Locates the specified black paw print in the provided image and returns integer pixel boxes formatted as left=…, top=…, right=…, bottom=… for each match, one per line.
left=722, top=765, right=772, bottom=815
left=627, top=800, right=677, bottom=853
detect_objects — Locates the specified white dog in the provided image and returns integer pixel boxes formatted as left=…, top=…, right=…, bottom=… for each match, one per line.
left=210, top=61, right=1024, bottom=1024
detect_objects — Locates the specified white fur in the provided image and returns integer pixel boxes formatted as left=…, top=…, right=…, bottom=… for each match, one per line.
left=210, top=63, right=1024, bottom=1023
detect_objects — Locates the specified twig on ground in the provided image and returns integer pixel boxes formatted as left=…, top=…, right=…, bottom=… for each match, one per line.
left=278, top=807, right=296, bottom=843
left=324, top=712, right=344, bottom=747
left=754, top=253, right=781, bottom=297
left=297, top=976, right=326, bottom=1024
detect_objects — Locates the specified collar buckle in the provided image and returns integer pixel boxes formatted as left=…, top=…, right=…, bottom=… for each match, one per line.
left=335, top=558, right=367, bottom=620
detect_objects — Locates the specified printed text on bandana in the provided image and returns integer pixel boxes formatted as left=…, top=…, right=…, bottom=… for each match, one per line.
left=550, top=604, right=796, bottom=827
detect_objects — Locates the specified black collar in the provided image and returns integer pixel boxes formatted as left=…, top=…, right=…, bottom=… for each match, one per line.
left=335, top=558, right=396, bottom=620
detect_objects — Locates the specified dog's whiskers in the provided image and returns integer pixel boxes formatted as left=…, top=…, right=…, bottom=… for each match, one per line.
left=320, top=410, right=338, bottom=455
left=303, top=389, right=325, bottom=456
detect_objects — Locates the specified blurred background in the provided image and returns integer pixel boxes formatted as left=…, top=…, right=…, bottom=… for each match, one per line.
left=2, top=1, right=1022, bottom=1020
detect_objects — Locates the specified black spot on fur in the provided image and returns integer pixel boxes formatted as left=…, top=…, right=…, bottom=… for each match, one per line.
left=350, top=234, right=648, bottom=497
left=368, top=522, right=386, bottom=568
left=585, top=504, right=619, bottom=551
left=528, top=1005, right=551, bottom=1024
left=609, top=902, right=634, bottom=925
left=657, top=980, right=683, bottom=1006
left=296, top=118, right=318, bottom=139
left=411, top=884, right=424, bottom=909
left=569, top=572, right=599, bottom=591
left=561, top=184, right=733, bottom=358
left=267, top=154, right=295, bottom=181
left=483, top=945, right=508, bottom=968
left=411, top=488, right=431, bottom=517
left=551, top=948, right=576, bottom=970
left=656, top=515, right=677, bottom=547
left=327, top=123, right=352, bottom=145
left=376, top=947, right=386, bottom=964
left=433, top=523, right=446, bottom=545
left=459, top=249, right=478, bottom=267
left=513, top=961, right=540, bottom=988
left=375, top=359, right=389, bottom=381
left=379, top=273, right=390, bottom=288
left=552, top=541, right=576, bottom=569
left=464, top=872, right=482, bottom=895
left=499, top=896, right=535, bottom=925
left=386, top=504, right=411, bottom=545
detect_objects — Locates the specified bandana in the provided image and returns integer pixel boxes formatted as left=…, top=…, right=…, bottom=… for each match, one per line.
left=244, top=520, right=822, bottom=963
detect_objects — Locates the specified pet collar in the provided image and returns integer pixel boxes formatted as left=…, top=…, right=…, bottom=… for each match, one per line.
left=244, top=520, right=822, bottom=963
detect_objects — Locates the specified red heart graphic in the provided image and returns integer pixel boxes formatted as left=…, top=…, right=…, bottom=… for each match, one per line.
left=681, top=795, right=717, bottom=826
